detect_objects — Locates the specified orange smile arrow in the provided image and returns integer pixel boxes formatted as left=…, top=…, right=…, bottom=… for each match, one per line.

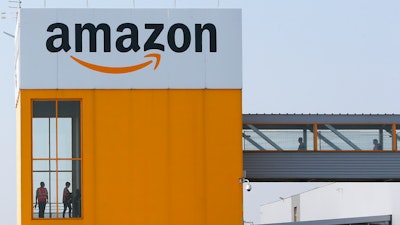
left=70, top=53, right=161, bottom=74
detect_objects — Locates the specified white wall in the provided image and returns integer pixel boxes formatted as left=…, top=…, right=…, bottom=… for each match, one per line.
left=260, top=183, right=397, bottom=224
left=300, top=183, right=392, bottom=221
left=389, top=184, right=400, bottom=225
left=18, top=9, right=242, bottom=90
left=260, top=198, right=292, bottom=224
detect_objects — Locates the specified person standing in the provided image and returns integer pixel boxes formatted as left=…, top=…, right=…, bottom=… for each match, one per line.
left=35, top=182, right=48, bottom=218
left=63, top=182, right=72, bottom=218
left=298, top=137, right=307, bottom=151
left=373, top=139, right=382, bottom=150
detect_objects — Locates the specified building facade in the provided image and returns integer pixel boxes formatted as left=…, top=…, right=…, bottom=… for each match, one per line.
left=16, top=8, right=243, bottom=225
left=260, top=183, right=399, bottom=225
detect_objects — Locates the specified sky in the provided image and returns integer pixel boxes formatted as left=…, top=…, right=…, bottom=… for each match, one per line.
left=1, top=0, right=400, bottom=224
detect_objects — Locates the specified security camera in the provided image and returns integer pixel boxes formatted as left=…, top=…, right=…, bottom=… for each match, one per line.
left=240, top=178, right=252, bottom=192
left=245, top=183, right=252, bottom=192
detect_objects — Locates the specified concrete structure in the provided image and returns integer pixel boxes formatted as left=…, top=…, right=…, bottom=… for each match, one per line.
left=260, top=183, right=399, bottom=224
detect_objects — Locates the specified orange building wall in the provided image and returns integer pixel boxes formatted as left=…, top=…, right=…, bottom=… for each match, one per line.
left=18, top=89, right=243, bottom=225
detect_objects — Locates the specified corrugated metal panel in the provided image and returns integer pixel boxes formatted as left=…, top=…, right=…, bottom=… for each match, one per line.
left=243, top=152, right=400, bottom=181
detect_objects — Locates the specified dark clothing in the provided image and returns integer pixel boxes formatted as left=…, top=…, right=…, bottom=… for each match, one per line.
left=63, top=202, right=72, bottom=218
left=38, top=202, right=46, bottom=218
left=374, top=143, right=383, bottom=150
left=63, top=187, right=72, bottom=218
left=36, top=187, right=48, bottom=218
left=298, top=142, right=306, bottom=150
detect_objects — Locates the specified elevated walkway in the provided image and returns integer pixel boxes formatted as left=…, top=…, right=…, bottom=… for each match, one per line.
left=242, top=114, right=400, bottom=181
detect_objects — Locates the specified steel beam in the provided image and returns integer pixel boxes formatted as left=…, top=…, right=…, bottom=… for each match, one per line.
left=318, top=131, right=341, bottom=150
left=247, top=124, right=283, bottom=151
left=324, top=124, right=361, bottom=150
left=384, top=127, right=400, bottom=141
left=242, top=132, right=265, bottom=150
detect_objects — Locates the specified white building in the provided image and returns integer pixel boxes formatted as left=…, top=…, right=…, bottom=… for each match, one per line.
left=260, top=183, right=399, bottom=225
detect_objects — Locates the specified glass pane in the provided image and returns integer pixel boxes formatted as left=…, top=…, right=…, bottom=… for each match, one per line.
left=33, top=172, right=50, bottom=218
left=58, top=161, right=81, bottom=218
left=33, top=118, right=50, bottom=158
left=32, top=118, right=56, bottom=158
left=33, top=172, right=58, bottom=218
left=243, top=129, right=314, bottom=151
left=50, top=118, right=56, bottom=158
left=58, top=101, right=80, bottom=118
left=33, top=101, right=55, bottom=118
left=59, top=172, right=73, bottom=218
left=58, top=118, right=72, bottom=158
left=317, top=125, right=392, bottom=151
left=33, top=160, right=56, bottom=171
left=58, top=101, right=80, bottom=159
left=58, top=160, right=72, bottom=171
left=48, top=172, right=58, bottom=218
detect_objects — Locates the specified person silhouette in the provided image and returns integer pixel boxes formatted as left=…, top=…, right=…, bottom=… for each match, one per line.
left=298, top=137, right=306, bottom=150
left=35, top=182, right=48, bottom=218
left=63, top=182, right=72, bottom=218
left=373, top=139, right=382, bottom=150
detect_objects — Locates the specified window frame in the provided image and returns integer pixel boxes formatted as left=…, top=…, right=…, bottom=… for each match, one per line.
left=31, top=99, right=82, bottom=219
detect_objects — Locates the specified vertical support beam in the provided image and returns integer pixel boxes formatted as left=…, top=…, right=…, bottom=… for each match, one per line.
left=393, top=124, right=397, bottom=152
left=313, top=124, right=318, bottom=151
left=379, top=128, right=383, bottom=150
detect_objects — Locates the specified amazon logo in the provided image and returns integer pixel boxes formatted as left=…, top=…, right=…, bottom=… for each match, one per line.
left=46, top=22, right=217, bottom=74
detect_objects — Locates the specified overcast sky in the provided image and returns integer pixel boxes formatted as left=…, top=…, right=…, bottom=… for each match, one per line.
left=1, top=0, right=400, bottom=224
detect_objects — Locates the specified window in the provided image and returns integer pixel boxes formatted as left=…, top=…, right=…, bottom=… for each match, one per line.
left=242, top=128, right=314, bottom=151
left=32, top=100, right=81, bottom=219
left=316, top=124, right=393, bottom=151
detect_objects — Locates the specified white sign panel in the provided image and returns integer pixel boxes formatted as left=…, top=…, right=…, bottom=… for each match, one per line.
left=17, top=8, right=242, bottom=89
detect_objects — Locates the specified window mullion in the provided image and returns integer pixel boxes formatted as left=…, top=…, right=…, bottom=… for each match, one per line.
left=55, top=101, right=59, bottom=218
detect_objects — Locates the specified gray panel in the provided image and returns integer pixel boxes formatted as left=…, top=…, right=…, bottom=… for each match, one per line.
left=244, top=152, right=400, bottom=181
